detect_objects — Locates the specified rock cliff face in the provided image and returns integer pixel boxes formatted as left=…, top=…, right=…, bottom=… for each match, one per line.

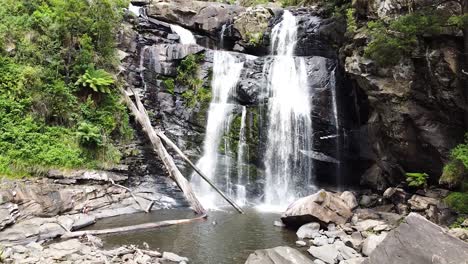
left=120, top=0, right=466, bottom=193
left=344, top=0, right=466, bottom=190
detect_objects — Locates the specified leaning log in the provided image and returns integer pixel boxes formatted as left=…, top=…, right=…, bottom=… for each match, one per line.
left=62, top=214, right=207, bottom=238
left=119, top=87, right=206, bottom=215
left=129, top=87, right=244, bottom=214
left=157, top=132, right=244, bottom=214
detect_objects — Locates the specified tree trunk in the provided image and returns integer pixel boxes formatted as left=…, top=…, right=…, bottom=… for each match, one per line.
left=119, top=88, right=206, bottom=215
left=62, top=214, right=207, bottom=238
left=157, top=132, right=244, bottom=214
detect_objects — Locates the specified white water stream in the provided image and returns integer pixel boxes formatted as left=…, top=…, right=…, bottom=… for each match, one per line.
left=170, top=25, right=197, bottom=45
left=262, top=11, right=314, bottom=209
left=191, top=51, right=244, bottom=209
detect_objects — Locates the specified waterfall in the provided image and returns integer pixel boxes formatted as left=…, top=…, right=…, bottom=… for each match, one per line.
left=236, top=106, right=248, bottom=206
left=262, top=11, right=314, bottom=208
left=192, top=51, right=244, bottom=209
left=330, top=69, right=342, bottom=187
left=171, top=25, right=197, bottom=45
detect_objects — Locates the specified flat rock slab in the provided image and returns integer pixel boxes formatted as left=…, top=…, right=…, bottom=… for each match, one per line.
left=363, top=213, right=468, bottom=264
left=245, top=246, right=313, bottom=264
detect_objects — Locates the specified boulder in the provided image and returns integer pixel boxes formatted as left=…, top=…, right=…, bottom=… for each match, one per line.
left=340, top=192, right=358, bottom=210
left=361, top=233, right=387, bottom=256
left=281, top=190, right=353, bottom=228
left=147, top=0, right=244, bottom=34
left=245, top=246, right=313, bottom=264
left=363, top=213, right=468, bottom=264
left=232, top=6, right=272, bottom=48
left=296, top=222, right=321, bottom=239
left=162, top=252, right=189, bottom=263
left=407, top=194, right=440, bottom=211
left=449, top=228, right=468, bottom=242
left=307, top=245, right=339, bottom=264
left=338, top=258, right=366, bottom=264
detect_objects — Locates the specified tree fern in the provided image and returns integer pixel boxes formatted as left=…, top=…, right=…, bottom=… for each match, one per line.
left=76, top=67, right=114, bottom=93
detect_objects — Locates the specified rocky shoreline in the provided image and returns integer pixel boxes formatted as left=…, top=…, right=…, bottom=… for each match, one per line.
left=1, top=235, right=189, bottom=264
left=247, top=189, right=468, bottom=264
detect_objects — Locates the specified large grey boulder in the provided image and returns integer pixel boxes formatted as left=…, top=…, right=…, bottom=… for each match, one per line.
left=363, top=213, right=468, bottom=264
left=147, top=0, right=244, bottom=34
left=361, top=233, right=387, bottom=256
left=282, top=190, right=353, bottom=228
left=245, top=246, right=313, bottom=264
left=297, top=222, right=321, bottom=239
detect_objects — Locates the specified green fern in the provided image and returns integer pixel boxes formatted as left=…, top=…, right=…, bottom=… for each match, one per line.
left=76, top=68, right=114, bottom=93
left=406, top=172, right=429, bottom=188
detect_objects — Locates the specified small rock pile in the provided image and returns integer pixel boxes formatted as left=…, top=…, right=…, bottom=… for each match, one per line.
left=1, top=235, right=189, bottom=264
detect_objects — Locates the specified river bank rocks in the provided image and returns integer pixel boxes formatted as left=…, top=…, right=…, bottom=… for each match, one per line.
left=1, top=235, right=189, bottom=264
left=363, top=213, right=468, bottom=264
left=275, top=187, right=467, bottom=264
left=245, top=246, right=314, bottom=264
left=0, top=170, right=181, bottom=246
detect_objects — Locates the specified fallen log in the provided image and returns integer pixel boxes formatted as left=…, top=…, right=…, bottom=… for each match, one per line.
left=119, top=87, right=206, bottom=215
left=62, top=214, right=207, bottom=239
left=127, top=87, right=244, bottom=214
left=157, top=132, right=244, bottom=214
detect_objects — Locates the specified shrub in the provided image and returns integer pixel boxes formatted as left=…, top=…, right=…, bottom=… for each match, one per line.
left=77, top=122, right=103, bottom=148
left=76, top=67, right=115, bottom=94
left=346, top=8, right=357, bottom=34
left=364, top=10, right=452, bottom=66
left=440, top=160, right=467, bottom=189
left=405, top=172, right=428, bottom=188
left=444, top=192, right=468, bottom=214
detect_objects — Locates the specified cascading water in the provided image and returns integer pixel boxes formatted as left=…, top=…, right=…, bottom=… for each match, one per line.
left=236, top=106, right=248, bottom=206
left=191, top=51, right=244, bottom=209
left=263, top=11, right=314, bottom=208
left=170, top=25, right=197, bottom=45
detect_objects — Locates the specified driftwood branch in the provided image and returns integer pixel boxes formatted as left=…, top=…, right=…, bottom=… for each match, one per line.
left=61, top=214, right=207, bottom=239
left=119, top=87, right=206, bottom=215
left=157, top=131, right=244, bottom=214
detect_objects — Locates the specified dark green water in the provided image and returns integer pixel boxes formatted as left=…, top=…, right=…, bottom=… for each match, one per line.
left=93, top=208, right=299, bottom=264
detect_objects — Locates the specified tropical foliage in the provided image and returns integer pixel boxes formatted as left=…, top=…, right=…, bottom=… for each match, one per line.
left=0, top=0, right=131, bottom=177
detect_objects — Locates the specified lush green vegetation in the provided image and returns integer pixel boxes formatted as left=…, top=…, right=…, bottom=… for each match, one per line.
left=405, top=172, right=429, bottom=188
left=164, top=53, right=212, bottom=108
left=450, top=216, right=467, bottom=229
left=444, top=192, right=468, bottom=214
left=364, top=10, right=467, bottom=66
left=0, top=0, right=131, bottom=177
left=441, top=134, right=468, bottom=188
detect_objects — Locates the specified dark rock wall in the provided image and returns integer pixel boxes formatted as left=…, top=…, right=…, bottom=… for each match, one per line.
left=120, top=0, right=465, bottom=193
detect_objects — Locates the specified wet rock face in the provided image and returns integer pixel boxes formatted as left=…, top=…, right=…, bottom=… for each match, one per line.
left=122, top=1, right=364, bottom=192
left=146, top=0, right=245, bottom=35
left=345, top=37, right=466, bottom=189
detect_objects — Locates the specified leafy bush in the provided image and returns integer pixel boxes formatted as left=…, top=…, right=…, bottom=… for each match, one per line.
left=444, top=192, right=468, bottom=214
left=77, top=122, right=103, bottom=148
left=441, top=134, right=468, bottom=189
left=76, top=67, right=115, bottom=94
left=405, top=172, right=429, bottom=188
left=346, top=8, right=357, bottom=34
left=0, top=0, right=131, bottom=177
left=163, top=78, right=175, bottom=95
left=176, top=53, right=205, bottom=90
left=364, top=10, right=454, bottom=66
